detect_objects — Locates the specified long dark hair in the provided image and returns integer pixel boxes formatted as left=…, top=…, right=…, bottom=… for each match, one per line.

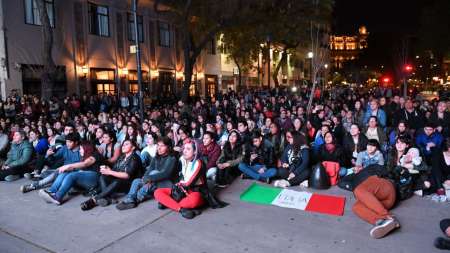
left=80, top=142, right=95, bottom=161
left=291, top=131, right=307, bottom=156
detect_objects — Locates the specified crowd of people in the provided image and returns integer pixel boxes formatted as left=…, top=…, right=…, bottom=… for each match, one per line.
left=0, top=87, right=449, bottom=247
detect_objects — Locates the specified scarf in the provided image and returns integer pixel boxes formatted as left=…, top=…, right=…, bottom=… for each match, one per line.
left=325, top=143, right=336, bottom=153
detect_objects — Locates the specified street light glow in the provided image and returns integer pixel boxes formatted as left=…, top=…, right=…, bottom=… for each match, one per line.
left=307, top=52, right=314, bottom=58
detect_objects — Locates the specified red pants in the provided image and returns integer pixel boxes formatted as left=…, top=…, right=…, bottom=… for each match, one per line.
left=352, top=176, right=396, bottom=225
left=154, top=188, right=204, bottom=212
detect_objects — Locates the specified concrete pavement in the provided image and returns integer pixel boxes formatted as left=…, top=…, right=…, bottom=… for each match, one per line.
left=0, top=178, right=448, bottom=253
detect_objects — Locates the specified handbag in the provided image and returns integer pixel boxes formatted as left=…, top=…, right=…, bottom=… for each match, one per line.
left=322, top=161, right=340, bottom=186
left=171, top=184, right=187, bottom=202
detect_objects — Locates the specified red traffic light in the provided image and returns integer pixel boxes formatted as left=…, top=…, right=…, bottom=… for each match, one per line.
left=382, top=77, right=390, bottom=83
left=404, top=64, right=413, bottom=72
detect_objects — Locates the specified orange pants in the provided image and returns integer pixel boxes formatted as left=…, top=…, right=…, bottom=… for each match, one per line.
left=154, top=188, right=204, bottom=212
left=352, top=176, right=396, bottom=225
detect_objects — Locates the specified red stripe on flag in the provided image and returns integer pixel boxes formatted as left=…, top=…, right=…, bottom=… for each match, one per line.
left=305, top=194, right=346, bottom=216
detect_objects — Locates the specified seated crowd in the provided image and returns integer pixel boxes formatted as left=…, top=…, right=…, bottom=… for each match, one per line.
left=0, top=88, right=449, bottom=245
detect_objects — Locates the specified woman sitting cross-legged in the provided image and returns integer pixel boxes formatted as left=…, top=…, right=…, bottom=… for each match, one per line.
left=80, top=139, right=143, bottom=211
left=38, top=142, right=100, bottom=205
left=215, top=129, right=244, bottom=188
left=273, top=130, right=310, bottom=188
left=154, top=140, right=206, bottom=219
left=116, top=137, right=177, bottom=210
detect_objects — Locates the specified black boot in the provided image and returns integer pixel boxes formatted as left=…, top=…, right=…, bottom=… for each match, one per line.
left=158, top=202, right=167, bottom=210
left=434, top=237, right=450, bottom=250
left=180, top=208, right=195, bottom=219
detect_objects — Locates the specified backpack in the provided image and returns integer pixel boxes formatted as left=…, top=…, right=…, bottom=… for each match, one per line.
left=391, top=166, right=414, bottom=201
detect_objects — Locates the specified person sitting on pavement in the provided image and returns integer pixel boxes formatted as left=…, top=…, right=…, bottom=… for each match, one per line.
left=20, top=132, right=82, bottom=193
left=342, top=123, right=369, bottom=168
left=80, top=139, right=143, bottom=211
left=363, top=98, right=387, bottom=129
left=97, top=130, right=121, bottom=167
left=340, top=139, right=384, bottom=178
left=38, top=142, right=100, bottom=205
left=363, top=116, right=388, bottom=154
left=431, top=137, right=450, bottom=196
left=24, top=128, right=49, bottom=179
left=0, top=130, right=33, bottom=181
left=198, top=131, right=221, bottom=181
left=140, top=132, right=158, bottom=167
left=388, top=120, right=410, bottom=148
left=316, top=131, right=345, bottom=167
left=215, top=129, right=244, bottom=188
left=273, top=130, right=310, bottom=188
left=349, top=146, right=400, bottom=239
left=435, top=219, right=450, bottom=250
left=238, top=131, right=277, bottom=183
left=416, top=122, right=443, bottom=165
left=154, top=140, right=206, bottom=219
left=116, top=137, right=177, bottom=210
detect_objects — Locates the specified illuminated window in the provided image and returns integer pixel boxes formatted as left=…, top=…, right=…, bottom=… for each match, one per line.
left=129, top=84, right=138, bottom=94
left=189, top=83, right=196, bottom=96
left=97, top=83, right=115, bottom=95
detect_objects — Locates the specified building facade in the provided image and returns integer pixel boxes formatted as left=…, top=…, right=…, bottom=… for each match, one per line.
left=0, top=0, right=305, bottom=100
left=329, top=26, right=368, bottom=69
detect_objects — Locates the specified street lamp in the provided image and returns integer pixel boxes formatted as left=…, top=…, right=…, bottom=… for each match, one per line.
left=132, top=0, right=144, bottom=120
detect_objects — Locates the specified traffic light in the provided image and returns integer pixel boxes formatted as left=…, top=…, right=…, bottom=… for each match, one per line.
left=404, top=64, right=413, bottom=72
left=382, top=77, right=390, bottom=83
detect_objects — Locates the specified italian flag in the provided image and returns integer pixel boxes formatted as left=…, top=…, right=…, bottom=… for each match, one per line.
left=240, top=183, right=346, bottom=216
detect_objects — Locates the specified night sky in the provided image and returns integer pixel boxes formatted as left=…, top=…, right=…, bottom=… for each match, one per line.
left=333, top=0, right=430, bottom=73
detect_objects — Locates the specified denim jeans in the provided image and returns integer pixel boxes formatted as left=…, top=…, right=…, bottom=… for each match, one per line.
left=238, top=163, right=277, bottom=180
left=124, top=170, right=172, bottom=203
left=49, top=170, right=99, bottom=200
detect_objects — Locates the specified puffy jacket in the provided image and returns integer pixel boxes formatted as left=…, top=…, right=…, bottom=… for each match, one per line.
left=5, top=140, right=33, bottom=168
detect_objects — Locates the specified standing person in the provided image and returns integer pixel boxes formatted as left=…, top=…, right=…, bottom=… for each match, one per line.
left=80, top=140, right=143, bottom=210
left=0, top=131, right=33, bottom=181
left=116, top=137, right=177, bottom=210
left=154, top=140, right=206, bottom=219
left=273, top=131, right=310, bottom=188
left=38, top=143, right=100, bottom=205
left=238, top=131, right=277, bottom=183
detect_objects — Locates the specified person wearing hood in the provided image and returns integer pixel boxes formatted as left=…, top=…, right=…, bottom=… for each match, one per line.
left=154, top=140, right=206, bottom=219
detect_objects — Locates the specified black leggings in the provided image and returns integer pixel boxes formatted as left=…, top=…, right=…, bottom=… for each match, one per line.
left=94, top=175, right=130, bottom=200
left=277, top=168, right=310, bottom=186
left=216, top=166, right=240, bottom=185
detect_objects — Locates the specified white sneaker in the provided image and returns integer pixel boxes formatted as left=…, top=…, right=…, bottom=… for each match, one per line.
left=273, top=180, right=281, bottom=188
left=414, top=190, right=423, bottom=197
left=300, top=180, right=309, bottom=188
left=279, top=180, right=290, bottom=188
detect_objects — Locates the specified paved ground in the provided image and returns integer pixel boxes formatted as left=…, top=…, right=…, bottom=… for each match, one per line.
left=0, top=178, right=448, bottom=253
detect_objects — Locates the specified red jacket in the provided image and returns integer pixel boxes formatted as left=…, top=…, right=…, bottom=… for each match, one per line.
left=199, top=142, right=221, bottom=170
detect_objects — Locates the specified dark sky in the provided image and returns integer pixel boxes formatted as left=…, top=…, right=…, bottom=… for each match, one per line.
left=333, top=0, right=430, bottom=73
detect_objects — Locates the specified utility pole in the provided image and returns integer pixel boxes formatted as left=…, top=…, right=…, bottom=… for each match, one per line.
left=132, top=0, right=144, bottom=120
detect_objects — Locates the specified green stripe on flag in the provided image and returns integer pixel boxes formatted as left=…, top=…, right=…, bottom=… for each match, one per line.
left=240, top=183, right=283, bottom=205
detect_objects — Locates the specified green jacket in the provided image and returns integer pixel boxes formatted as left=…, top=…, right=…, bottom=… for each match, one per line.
left=5, top=140, right=33, bottom=168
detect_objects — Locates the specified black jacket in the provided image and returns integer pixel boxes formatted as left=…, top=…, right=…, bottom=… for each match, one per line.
left=243, top=140, right=275, bottom=167
left=316, top=144, right=345, bottom=166
left=342, top=133, right=369, bottom=166
left=142, top=154, right=177, bottom=184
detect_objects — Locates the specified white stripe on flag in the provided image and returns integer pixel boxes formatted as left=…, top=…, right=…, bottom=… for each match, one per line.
left=271, top=189, right=313, bottom=210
